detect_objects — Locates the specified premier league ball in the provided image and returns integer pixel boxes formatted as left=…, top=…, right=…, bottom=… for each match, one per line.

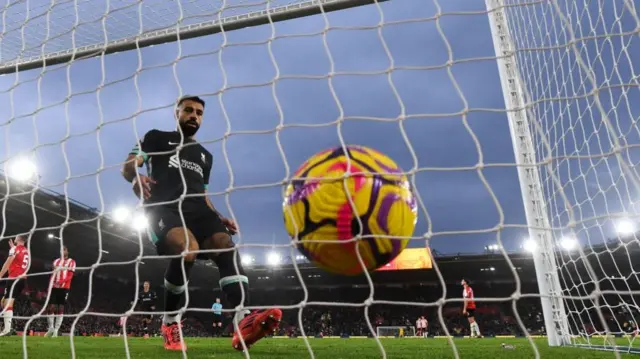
left=283, top=145, right=417, bottom=275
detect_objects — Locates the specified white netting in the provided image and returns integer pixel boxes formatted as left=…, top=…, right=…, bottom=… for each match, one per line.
left=0, top=0, right=639, bottom=358
left=500, top=0, right=640, bottom=350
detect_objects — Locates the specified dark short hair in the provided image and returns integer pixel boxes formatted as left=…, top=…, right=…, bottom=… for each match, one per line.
left=177, top=95, right=205, bottom=108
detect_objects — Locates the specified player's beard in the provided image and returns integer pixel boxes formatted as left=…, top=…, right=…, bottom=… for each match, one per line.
left=179, top=119, right=200, bottom=138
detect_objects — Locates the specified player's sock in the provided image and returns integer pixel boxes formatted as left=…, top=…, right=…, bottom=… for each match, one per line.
left=163, top=258, right=194, bottom=325
left=473, top=322, right=481, bottom=336
left=47, top=316, right=55, bottom=330
left=3, top=307, right=13, bottom=331
left=215, top=251, right=250, bottom=321
left=55, top=314, right=64, bottom=331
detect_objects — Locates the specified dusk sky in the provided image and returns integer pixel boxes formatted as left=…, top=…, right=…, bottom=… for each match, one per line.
left=0, top=0, right=638, bottom=263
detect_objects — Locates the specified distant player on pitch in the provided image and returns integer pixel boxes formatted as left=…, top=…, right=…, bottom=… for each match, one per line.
left=45, top=246, right=76, bottom=337
left=138, top=281, right=157, bottom=338
left=461, top=278, right=481, bottom=338
left=416, top=316, right=428, bottom=337
left=122, top=95, right=282, bottom=351
left=212, top=298, right=223, bottom=337
left=0, top=236, right=29, bottom=336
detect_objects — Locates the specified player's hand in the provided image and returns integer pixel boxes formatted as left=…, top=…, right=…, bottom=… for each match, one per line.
left=222, top=217, right=238, bottom=235
left=462, top=309, right=467, bottom=315
left=8, top=239, right=14, bottom=248
left=132, top=175, right=156, bottom=200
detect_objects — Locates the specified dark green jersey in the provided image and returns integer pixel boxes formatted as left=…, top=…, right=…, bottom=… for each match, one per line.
left=130, top=129, right=213, bottom=213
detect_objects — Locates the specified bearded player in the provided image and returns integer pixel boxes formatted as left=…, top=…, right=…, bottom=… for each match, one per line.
left=45, top=246, right=75, bottom=337
left=121, top=95, right=282, bottom=351
left=461, top=278, right=481, bottom=338
left=0, top=236, right=29, bottom=336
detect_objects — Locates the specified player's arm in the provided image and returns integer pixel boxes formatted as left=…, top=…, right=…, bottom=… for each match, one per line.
left=0, top=248, right=15, bottom=278
left=462, top=292, right=468, bottom=313
left=122, top=133, right=150, bottom=182
left=122, top=130, right=157, bottom=198
left=66, top=259, right=76, bottom=286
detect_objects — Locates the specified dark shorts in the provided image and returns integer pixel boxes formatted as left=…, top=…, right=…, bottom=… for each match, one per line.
left=50, top=288, right=69, bottom=306
left=466, top=309, right=476, bottom=318
left=146, top=206, right=231, bottom=257
left=213, top=314, right=223, bottom=323
left=2, top=278, right=25, bottom=299
left=141, top=305, right=154, bottom=321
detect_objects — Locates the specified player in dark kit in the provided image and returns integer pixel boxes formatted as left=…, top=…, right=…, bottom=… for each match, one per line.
left=121, top=95, right=282, bottom=351
left=138, top=281, right=157, bottom=338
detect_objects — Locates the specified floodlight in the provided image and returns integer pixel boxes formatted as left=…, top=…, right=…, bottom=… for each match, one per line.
left=560, top=236, right=578, bottom=251
left=8, top=158, right=37, bottom=182
left=266, top=251, right=282, bottom=266
left=241, top=255, right=254, bottom=266
left=523, top=239, right=537, bottom=253
left=113, top=207, right=131, bottom=223
left=132, top=213, right=148, bottom=231
left=615, top=219, right=636, bottom=235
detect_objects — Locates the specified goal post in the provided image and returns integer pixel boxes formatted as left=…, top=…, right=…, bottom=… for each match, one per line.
left=485, top=0, right=572, bottom=347
left=486, top=0, right=640, bottom=352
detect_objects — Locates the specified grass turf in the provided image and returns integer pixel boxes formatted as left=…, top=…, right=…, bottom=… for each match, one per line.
left=0, top=337, right=637, bottom=358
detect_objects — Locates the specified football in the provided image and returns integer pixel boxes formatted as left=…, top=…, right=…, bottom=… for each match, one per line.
left=283, top=145, right=417, bottom=275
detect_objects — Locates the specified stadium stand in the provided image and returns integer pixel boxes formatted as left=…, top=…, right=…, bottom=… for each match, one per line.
left=1, top=174, right=638, bottom=339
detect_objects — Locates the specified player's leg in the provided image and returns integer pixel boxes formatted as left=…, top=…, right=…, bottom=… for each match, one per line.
left=45, top=300, right=57, bottom=337
left=53, top=291, right=68, bottom=337
left=0, top=279, right=22, bottom=336
left=468, top=312, right=480, bottom=337
left=0, top=297, right=13, bottom=336
left=142, top=316, right=152, bottom=338
left=200, top=229, right=282, bottom=350
left=162, top=227, right=199, bottom=323
left=150, top=209, right=200, bottom=351
left=203, top=233, right=250, bottom=319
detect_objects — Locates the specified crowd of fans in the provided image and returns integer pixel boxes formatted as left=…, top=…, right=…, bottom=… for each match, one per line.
left=4, top=270, right=637, bottom=339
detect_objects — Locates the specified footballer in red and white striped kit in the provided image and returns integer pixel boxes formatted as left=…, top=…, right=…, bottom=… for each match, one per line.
left=461, top=278, right=482, bottom=338
left=45, top=246, right=75, bottom=337
left=0, top=236, right=30, bottom=336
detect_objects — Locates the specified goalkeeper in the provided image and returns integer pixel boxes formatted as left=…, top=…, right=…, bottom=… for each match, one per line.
left=121, top=95, right=282, bottom=352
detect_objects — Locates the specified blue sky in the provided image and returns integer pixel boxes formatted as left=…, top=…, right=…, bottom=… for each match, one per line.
left=0, top=0, right=638, bottom=262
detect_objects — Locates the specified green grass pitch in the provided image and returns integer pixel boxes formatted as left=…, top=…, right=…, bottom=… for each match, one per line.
left=1, top=337, right=638, bottom=358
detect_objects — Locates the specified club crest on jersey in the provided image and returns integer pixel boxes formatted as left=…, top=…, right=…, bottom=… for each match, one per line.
left=168, top=153, right=204, bottom=177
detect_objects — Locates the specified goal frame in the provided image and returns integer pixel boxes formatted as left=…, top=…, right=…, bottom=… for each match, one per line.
left=2, top=0, right=628, bottom=352
left=0, top=0, right=387, bottom=75
left=485, top=0, right=571, bottom=347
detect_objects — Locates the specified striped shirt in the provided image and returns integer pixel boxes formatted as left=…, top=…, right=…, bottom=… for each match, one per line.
left=51, top=258, right=76, bottom=289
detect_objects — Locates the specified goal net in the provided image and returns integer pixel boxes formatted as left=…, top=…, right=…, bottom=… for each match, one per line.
left=376, top=326, right=416, bottom=338
left=0, top=0, right=638, bottom=357
left=492, top=0, right=640, bottom=352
